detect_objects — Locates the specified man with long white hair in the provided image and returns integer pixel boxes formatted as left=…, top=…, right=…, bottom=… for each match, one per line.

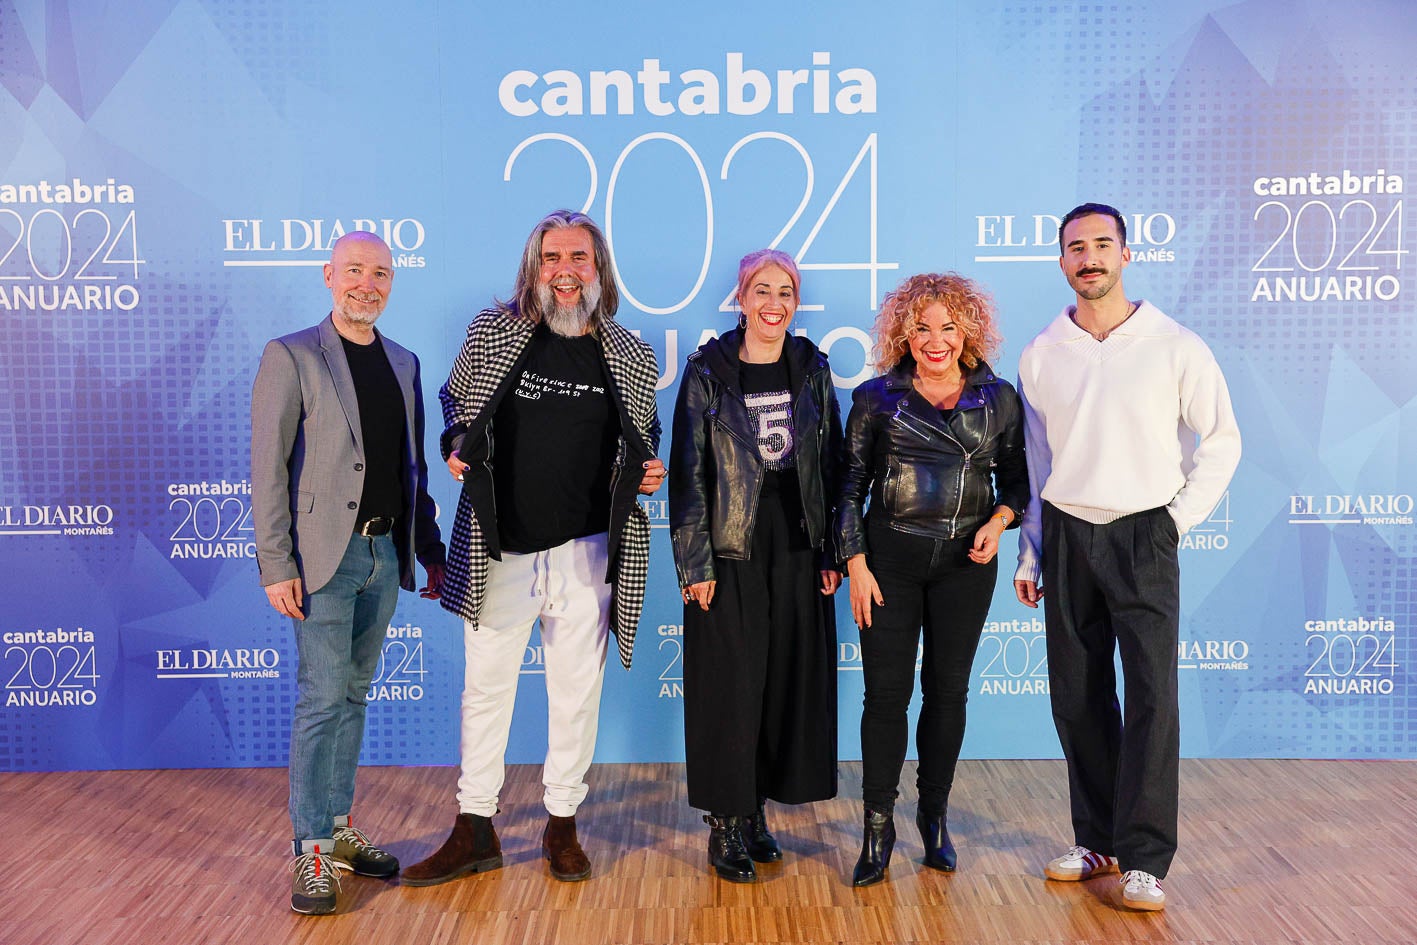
left=403, top=210, right=664, bottom=886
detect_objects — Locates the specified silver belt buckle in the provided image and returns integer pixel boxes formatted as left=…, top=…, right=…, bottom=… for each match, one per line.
left=357, top=517, right=392, bottom=537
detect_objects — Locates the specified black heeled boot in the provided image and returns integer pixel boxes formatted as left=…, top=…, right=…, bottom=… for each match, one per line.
left=916, top=807, right=957, bottom=872
left=742, top=800, right=782, bottom=863
left=704, top=815, right=756, bottom=882
left=850, top=807, right=896, bottom=887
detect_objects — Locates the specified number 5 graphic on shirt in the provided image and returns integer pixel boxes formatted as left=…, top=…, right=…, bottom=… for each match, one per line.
left=756, top=408, right=792, bottom=461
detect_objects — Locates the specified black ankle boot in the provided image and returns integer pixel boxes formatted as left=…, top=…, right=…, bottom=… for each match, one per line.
left=916, top=808, right=957, bottom=872
left=742, top=801, right=782, bottom=863
left=704, top=815, right=756, bottom=882
left=850, top=807, right=896, bottom=887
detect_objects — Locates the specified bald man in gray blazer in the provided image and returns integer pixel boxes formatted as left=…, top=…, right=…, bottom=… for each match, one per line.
left=252, top=231, right=445, bottom=915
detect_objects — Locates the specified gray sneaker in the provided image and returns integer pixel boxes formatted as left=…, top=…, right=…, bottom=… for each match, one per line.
left=333, top=823, right=400, bottom=878
left=290, top=846, right=341, bottom=915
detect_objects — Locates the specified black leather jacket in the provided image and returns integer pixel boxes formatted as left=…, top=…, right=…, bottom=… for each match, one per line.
left=669, top=329, right=843, bottom=586
left=836, top=361, right=1028, bottom=559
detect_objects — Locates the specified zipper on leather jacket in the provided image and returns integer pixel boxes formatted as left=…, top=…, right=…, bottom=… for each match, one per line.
left=947, top=406, right=988, bottom=538
left=706, top=403, right=765, bottom=558
left=892, top=402, right=934, bottom=441
left=893, top=395, right=988, bottom=539
left=952, top=457, right=969, bottom=538
left=708, top=408, right=757, bottom=452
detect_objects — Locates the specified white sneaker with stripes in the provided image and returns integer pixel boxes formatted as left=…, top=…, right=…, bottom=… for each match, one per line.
left=1120, top=869, right=1166, bottom=911
left=1044, top=844, right=1119, bottom=881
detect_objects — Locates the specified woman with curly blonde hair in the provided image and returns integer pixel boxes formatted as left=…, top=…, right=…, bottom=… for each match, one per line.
left=835, top=272, right=1028, bottom=886
left=870, top=273, right=1003, bottom=374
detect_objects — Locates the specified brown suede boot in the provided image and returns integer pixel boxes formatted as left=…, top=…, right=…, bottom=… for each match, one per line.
left=400, top=813, right=502, bottom=886
left=542, top=814, right=592, bottom=882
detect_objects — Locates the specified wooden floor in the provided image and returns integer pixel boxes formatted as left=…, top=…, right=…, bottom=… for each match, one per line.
left=3, top=759, right=1415, bottom=945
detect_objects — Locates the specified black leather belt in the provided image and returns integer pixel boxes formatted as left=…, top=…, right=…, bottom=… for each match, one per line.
left=356, top=516, right=394, bottom=537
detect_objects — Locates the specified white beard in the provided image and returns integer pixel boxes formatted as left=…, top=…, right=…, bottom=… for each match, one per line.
left=537, top=276, right=601, bottom=337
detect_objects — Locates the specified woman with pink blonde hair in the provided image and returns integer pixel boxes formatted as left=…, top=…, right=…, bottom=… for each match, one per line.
left=669, top=249, right=843, bottom=883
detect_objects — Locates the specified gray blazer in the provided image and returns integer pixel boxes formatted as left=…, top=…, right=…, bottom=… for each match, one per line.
left=251, top=314, right=445, bottom=596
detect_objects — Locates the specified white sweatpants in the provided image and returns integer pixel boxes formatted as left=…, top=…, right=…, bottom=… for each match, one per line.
left=456, top=533, right=612, bottom=818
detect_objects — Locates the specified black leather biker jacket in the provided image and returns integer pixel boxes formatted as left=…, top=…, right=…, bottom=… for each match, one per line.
left=669, top=329, right=843, bottom=586
left=835, top=361, right=1028, bottom=559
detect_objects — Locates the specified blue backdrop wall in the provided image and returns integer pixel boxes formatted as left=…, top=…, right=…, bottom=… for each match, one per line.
left=2, top=0, right=1413, bottom=771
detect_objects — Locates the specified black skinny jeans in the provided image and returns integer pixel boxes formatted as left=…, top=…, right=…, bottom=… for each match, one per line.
left=859, top=522, right=997, bottom=814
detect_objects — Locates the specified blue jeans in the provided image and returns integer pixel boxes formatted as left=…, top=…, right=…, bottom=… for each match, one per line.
left=288, top=532, right=400, bottom=849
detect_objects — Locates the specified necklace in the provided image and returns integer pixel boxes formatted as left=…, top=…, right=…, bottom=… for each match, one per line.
left=1075, top=301, right=1139, bottom=342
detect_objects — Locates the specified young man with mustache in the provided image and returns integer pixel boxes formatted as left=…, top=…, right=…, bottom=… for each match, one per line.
left=1013, top=203, right=1241, bottom=911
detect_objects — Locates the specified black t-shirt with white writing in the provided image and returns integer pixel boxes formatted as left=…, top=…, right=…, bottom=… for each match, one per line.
left=492, top=324, right=620, bottom=553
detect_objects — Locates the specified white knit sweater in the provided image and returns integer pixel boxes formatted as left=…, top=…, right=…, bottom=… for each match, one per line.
left=1014, top=301, right=1241, bottom=585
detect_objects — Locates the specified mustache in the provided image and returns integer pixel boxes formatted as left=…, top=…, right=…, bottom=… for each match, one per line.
left=535, top=277, right=601, bottom=336
left=1076, top=266, right=1107, bottom=277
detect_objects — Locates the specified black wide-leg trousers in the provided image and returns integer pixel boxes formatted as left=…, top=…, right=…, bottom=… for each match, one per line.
left=1042, top=502, right=1181, bottom=879
left=683, top=491, right=838, bottom=815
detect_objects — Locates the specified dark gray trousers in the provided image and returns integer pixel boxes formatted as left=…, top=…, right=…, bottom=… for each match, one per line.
left=1042, top=503, right=1180, bottom=878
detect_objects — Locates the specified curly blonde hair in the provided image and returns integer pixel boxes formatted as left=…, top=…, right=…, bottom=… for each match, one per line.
left=871, top=272, right=1002, bottom=373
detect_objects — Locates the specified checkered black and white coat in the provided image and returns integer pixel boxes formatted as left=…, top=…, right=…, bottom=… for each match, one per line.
left=437, top=307, right=661, bottom=669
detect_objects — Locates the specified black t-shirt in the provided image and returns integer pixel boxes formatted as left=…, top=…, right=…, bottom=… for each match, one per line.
left=492, top=324, right=620, bottom=553
left=739, top=353, right=797, bottom=502
left=341, top=334, right=406, bottom=525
